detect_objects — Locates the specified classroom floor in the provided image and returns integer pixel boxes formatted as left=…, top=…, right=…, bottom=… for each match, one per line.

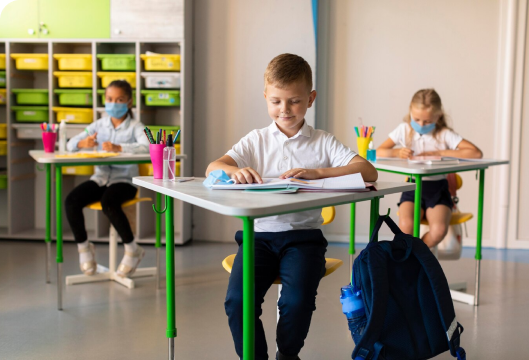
left=1, top=239, right=528, bottom=359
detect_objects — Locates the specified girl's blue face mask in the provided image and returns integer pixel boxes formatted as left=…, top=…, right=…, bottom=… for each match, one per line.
left=203, top=169, right=236, bottom=187
left=105, top=102, right=129, bottom=119
left=410, top=115, right=436, bottom=135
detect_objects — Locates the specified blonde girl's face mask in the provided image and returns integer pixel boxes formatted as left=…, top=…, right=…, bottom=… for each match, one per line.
left=409, top=107, right=438, bottom=135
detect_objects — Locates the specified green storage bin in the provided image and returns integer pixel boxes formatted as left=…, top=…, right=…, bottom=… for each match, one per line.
left=147, top=125, right=181, bottom=144
left=0, top=71, right=5, bottom=88
left=96, top=54, right=136, bottom=71
left=141, top=90, right=180, bottom=106
left=11, top=106, right=49, bottom=122
left=54, top=89, right=93, bottom=106
left=97, top=89, right=136, bottom=106
left=0, top=173, right=6, bottom=189
left=12, top=89, right=49, bottom=105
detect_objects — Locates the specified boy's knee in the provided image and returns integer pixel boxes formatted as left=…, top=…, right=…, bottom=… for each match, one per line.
left=278, top=290, right=316, bottom=315
left=225, top=290, right=243, bottom=316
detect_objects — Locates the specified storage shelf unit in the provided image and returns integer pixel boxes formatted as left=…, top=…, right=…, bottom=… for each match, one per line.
left=0, top=43, right=5, bottom=232
left=0, top=0, right=193, bottom=245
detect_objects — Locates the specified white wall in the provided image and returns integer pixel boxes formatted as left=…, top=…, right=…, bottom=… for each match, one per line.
left=193, top=0, right=316, bottom=241
left=192, top=0, right=527, bottom=249
left=317, top=0, right=502, bottom=245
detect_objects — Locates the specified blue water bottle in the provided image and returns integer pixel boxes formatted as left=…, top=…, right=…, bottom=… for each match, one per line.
left=340, top=285, right=367, bottom=345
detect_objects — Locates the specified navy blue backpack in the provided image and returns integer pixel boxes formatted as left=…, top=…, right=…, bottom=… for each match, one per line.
left=350, top=214, right=466, bottom=360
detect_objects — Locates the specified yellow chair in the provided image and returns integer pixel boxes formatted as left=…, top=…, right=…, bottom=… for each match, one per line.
left=400, top=174, right=473, bottom=226
left=222, top=206, right=343, bottom=323
left=65, top=193, right=157, bottom=289
left=399, top=174, right=473, bottom=262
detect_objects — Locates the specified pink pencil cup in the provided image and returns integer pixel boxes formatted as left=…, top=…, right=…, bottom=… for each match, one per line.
left=149, top=144, right=166, bottom=179
left=42, top=132, right=57, bottom=153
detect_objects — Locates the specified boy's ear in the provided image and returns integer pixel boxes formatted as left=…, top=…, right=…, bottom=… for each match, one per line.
left=263, top=91, right=267, bottom=99
left=308, top=90, right=317, bottom=107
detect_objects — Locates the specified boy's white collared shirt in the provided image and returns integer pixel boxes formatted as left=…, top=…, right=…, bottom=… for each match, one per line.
left=227, top=120, right=357, bottom=232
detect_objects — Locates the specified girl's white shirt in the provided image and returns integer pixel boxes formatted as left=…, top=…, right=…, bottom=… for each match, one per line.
left=388, top=122, right=463, bottom=181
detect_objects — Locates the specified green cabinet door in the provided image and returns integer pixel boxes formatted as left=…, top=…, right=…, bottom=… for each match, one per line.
left=0, top=0, right=39, bottom=38
left=39, top=0, right=110, bottom=39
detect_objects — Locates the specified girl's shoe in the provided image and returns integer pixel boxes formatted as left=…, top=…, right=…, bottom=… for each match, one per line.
left=116, top=245, right=145, bottom=278
left=79, top=242, right=97, bottom=275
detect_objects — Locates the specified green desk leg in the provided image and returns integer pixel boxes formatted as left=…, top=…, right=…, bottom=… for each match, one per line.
left=165, top=196, right=176, bottom=359
left=349, top=202, right=356, bottom=282
left=156, top=192, right=162, bottom=290
left=475, top=169, right=485, bottom=306
left=242, top=216, right=255, bottom=360
left=413, top=175, right=423, bottom=238
left=45, top=163, right=51, bottom=284
left=369, top=197, right=380, bottom=241
left=55, top=165, right=63, bottom=311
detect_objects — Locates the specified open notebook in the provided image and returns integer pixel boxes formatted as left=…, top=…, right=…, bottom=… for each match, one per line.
left=407, top=156, right=459, bottom=165
left=210, top=173, right=374, bottom=192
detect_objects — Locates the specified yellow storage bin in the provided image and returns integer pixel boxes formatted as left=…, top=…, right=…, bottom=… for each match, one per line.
left=0, top=140, right=6, bottom=155
left=11, top=54, right=48, bottom=70
left=53, top=54, right=92, bottom=71
left=138, top=163, right=153, bottom=176
left=97, top=72, right=136, bottom=88
left=53, top=71, right=92, bottom=88
left=0, top=89, right=6, bottom=104
left=138, top=158, right=181, bottom=177
left=53, top=107, right=93, bottom=124
left=0, top=54, right=5, bottom=70
left=0, top=124, right=6, bottom=139
left=62, top=165, right=94, bottom=176
left=140, top=54, right=180, bottom=71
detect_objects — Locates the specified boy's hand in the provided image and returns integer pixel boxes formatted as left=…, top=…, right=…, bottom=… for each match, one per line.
left=280, top=168, right=321, bottom=180
left=102, top=142, right=122, bottom=152
left=399, top=148, right=414, bottom=159
left=78, top=133, right=98, bottom=148
left=231, top=167, right=263, bottom=184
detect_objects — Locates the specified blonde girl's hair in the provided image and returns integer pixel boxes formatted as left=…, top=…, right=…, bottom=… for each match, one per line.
left=403, top=89, right=451, bottom=145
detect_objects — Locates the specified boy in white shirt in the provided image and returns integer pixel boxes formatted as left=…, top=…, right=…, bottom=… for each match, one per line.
left=206, top=54, right=377, bottom=360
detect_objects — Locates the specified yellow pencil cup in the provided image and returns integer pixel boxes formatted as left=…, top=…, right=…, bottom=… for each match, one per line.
left=356, top=137, right=372, bottom=159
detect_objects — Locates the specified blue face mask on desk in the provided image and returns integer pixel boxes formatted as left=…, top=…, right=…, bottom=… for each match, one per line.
left=410, top=116, right=436, bottom=135
left=203, top=170, right=236, bottom=187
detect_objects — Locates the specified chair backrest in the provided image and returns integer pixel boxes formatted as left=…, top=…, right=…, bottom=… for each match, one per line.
left=322, top=206, right=335, bottom=225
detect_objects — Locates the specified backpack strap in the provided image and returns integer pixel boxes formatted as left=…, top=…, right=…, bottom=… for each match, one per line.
left=352, top=219, right=392, bottom=360
left=410, top=240, right=466, bottom=358
left=368, top=214, right=403, bottom=243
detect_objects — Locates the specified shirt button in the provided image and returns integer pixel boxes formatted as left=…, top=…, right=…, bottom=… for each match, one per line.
left=283, top=156, right=288, bottom=160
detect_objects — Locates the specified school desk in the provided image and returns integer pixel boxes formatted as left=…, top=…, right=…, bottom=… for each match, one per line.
left=29, top=150, right=186, bottom=311
left=373, top=159, right=509, bottom=306
left=132, top=177, right=415, bottom=360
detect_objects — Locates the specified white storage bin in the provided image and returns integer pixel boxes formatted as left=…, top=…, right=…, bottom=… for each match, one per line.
left=141, top=72, right=181, bottom=89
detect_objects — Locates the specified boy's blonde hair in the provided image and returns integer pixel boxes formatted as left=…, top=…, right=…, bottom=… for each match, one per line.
left=264, top=53, right=312, bottom=92
left=404, top=89, right=451, bottom=144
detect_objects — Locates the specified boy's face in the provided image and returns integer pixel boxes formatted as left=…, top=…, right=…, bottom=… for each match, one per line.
left=264, top=80, right=316, bottom=135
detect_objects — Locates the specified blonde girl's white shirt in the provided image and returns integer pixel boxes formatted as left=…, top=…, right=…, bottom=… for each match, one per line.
left=226, top=120, right=357, bottom=232
left=388, top=122, right=463, bottom=180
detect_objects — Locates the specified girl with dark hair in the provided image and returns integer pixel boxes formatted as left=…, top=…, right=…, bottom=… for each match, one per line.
left=64, top=80, right=149, bottom=277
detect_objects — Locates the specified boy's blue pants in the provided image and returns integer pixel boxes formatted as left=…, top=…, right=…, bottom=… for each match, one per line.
left=225, top=229, right=327, bottom=360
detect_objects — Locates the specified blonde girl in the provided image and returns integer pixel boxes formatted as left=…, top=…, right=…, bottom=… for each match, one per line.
left=377, top=89, right=482, bottom=247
